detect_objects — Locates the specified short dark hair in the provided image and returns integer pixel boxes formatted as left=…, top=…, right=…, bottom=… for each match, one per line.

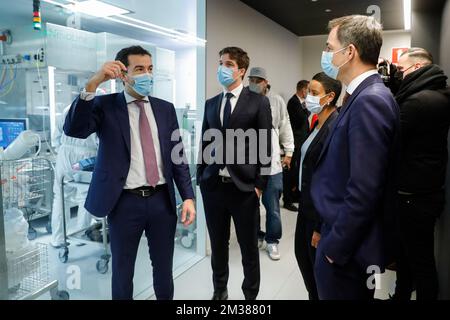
left=328, top=15, right=383, bottom=66
left=115, top=45, right=152, bottom=67
left=219, top=47, right=250, bottom=78
left=401, top=47, right=434, bottom=64
left=312, top=72, right=342, bottom=106
left=297, top=80, right=309, bottom=91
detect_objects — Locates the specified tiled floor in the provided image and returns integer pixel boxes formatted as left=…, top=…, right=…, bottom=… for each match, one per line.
left=167, top=205, right=398, bottom=300
left=170, top=206, right=309, bottom=300
left=26, top=203, right=398, bottom=300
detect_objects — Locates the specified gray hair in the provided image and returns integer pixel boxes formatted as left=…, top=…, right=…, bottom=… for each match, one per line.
left=328, top=15, right=383, bottom=66
left=401, top=47, right=434, bottom=64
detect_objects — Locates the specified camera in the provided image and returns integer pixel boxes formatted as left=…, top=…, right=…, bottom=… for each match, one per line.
left=377, top=58, right=401, bottom=95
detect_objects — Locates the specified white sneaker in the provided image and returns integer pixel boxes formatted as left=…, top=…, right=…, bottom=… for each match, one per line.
left=266, top=243, right=280, bottom=260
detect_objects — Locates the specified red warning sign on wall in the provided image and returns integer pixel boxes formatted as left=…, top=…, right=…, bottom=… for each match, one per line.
left=392, top=48, right=409, bottom=64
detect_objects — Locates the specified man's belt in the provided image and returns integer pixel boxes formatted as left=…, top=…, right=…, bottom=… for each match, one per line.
left=125, top=184, right=166, bottom=197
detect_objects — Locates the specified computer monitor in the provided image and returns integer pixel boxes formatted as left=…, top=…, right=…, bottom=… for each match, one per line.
left=0, top=118, right=28, bottom=149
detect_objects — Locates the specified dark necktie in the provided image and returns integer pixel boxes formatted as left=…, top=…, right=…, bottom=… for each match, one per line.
left=221, top=92, right=233, bottom=169
left=223, top=92, right=234, bottom=128
left=135, top=100, right=160, bottom=187
left=302, top=101, right=311, bottom=116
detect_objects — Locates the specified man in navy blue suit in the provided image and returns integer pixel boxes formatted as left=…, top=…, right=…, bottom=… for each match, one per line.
left=64, top=46, right=196, bottom=300
left=311, top=16, right=400, bottom=300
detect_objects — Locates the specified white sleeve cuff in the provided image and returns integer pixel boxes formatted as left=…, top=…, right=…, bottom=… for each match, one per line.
left=80, top=90, right=96, bottom=101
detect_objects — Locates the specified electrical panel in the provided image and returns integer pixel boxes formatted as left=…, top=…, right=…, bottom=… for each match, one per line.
left=0, top=47, right=45, bottom=68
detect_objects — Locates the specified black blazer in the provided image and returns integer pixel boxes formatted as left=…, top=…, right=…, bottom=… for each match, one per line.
left=197, top=87, right=272, bottom=192
left=295, top=110, right=338, bottom=232
left=287, top=95, right=310, bottom=149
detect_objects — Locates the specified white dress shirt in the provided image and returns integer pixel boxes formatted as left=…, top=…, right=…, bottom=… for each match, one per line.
left=346, top=69, right=379, bottom=95
left=219, top=83, right=244, bottom=177
left=80, top=90, right=166, bottom=189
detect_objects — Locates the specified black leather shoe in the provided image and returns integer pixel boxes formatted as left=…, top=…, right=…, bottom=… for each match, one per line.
left=283, top=203, right=298, bottom=212
left=211, top=289, right=228, bottom=300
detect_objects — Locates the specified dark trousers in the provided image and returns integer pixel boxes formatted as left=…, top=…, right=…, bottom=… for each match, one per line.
left=394, top=191, right=444, bottom=300
left=294, top=213, right=319, bottom=300
left=108, top=186, right=177, bottom=300
left=314, top=227, right=375, bottom=300
left=201, top=180, right=260, bottom=300
left=282, top=148, right=300, bottom=205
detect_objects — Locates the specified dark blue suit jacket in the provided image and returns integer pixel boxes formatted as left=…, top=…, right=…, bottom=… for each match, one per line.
left=197, top=87, right=272, bottom=191
left=64, top=92, right=195, bottom=218
left=311, top=74, right=400, bottom=269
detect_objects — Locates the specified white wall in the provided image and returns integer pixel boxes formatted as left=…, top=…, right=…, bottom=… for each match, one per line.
left=299, top=30, right=412, bottom=81
left=380, top=30, right=412, bottom=61
left=299, top=34, right=328, bottom=82
left=206, top=0, right=302, bottom=101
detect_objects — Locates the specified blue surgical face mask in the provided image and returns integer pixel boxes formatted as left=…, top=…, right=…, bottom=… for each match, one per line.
left=217, top=65, right=236, bottom=87
left=130, top=73, right=153, bottom=97
left=321, top=46, right=350, bottom=80
left=249, top=82, right=264, bottom=94
left=305, top=94, right=329, bottom=114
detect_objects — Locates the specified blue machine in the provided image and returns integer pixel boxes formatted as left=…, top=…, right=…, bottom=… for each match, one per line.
left=0, top=118, right=27, bottom=149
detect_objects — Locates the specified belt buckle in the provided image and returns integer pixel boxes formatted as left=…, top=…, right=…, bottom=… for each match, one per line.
left=140, top=189, right=152, bottom=197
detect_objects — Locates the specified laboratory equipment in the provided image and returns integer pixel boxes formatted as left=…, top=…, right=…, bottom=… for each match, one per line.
left=0, top=157, right=68, bottom=300
left=0, top=130, right=40, bottom=161
left=0, top=23, right=176, bottom=145
left=33, top=0, right=42, bottom=31
left=174, top=177, right=197, bottom=249
left=57, top=172, right=111, bottom=274
left=0, top=118, right=28, bottom=149
left=1, top=155, right=52, bottom=239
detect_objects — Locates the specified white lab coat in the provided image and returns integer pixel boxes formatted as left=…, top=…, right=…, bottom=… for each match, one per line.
left=51, top=106, right=98, bottom=246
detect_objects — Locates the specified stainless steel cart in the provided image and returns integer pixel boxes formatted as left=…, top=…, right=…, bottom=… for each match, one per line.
left=58, top=171, right=110, bottom=275
left=174, top=177, right=197, bottom=249
left=0, top=157, right=69, bottom=300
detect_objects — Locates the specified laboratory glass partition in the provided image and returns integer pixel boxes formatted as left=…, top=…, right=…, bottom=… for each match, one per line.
left=0, top=0, right=206, bottom=300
